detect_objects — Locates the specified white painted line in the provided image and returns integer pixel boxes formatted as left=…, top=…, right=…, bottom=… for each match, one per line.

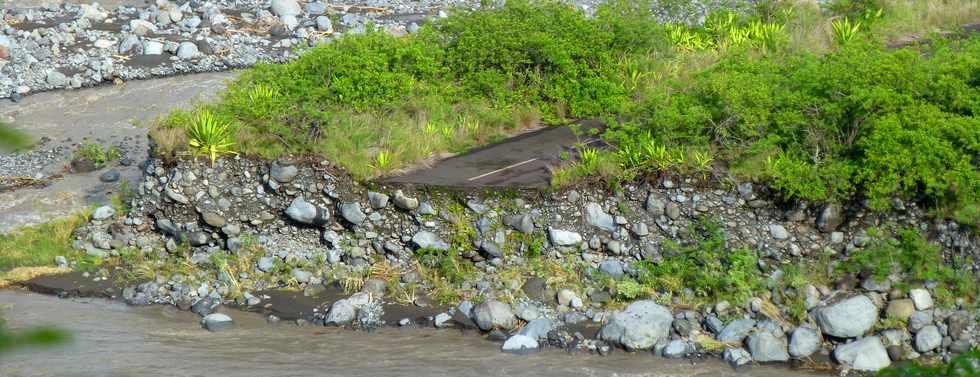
left=467, top=158, right=539, bottom=181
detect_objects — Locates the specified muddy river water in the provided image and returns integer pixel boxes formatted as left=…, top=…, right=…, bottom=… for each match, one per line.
left=0, top=290, right=827, bottom=377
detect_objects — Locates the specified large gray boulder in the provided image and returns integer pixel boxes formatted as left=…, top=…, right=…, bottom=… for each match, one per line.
left=833, top=336, right=891, bottom=371
left=597, top=300, right=673, bottom=351
left=518, top=318, right=554, bottom=341
left=585, top=202, right=616, bottom=232
left=814, top=295, right=878, bottom=338
left=472, top=300, right=516, bottom=331
left=788, top=327, right=821, bottom=358
left=747, top=331, right=789, bottom=362
left=325, top=299, right=356, bottom=325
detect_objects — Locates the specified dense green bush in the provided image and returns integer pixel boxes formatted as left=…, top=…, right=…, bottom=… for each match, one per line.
left=876, top=350, right=980, bottom=377
left=608, top=38, right=980, bottom=222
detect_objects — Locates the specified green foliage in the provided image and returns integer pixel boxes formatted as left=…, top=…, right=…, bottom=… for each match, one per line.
left=632, top=218, right=763, bottom=305
left=838, top=227, right=977, bottom=306
left=414, top=247, right=474, bottom=285
left=831, top=17, right=862, bottom=45
left=0, top=121, right=33, bottom=152
left=0, top=214, right=87, bottom=270
left=187, top=110, right=237, bottom=166
left=74, top=142, right=121, bottom=167
left=610, top=38, right=980, bottom=222
left=876, top=350, right=980, bottom=377
left=0, top=324, right=71, bottom=353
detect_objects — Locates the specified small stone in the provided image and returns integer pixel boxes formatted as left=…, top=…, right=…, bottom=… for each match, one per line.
left=257, top=257, right=275, bottom=272
left=176, top=41, right=199, bottom=59
left=909, top=288, right=934, bottom=310
left=886, top=299, right=916, bottom=321
left=271, top=0, right=301, bottom=16
left=338, top=202, right=367, bottom=225
left=367, top=192, right=389, bottom=209
left=769, top=224, right=789, bottom=240
left=412, top=231, right=449, bottom=251
left=816, top=203, right=844, bottom=232
left=270, top=161, right=298, bottom=183
left=99, top=170, right=121, bottom=182
left=598, top=260, right=624, bottom=280
left=202, top=211, right=226, bottom=228
left=502, top=334, right=538, bottom=354
left=202, top=313, right=233, bottom=332
left=392, top=190, right=419, bottom=211
left=434, top=312, right=452, bottom=328
left=91, top=206, right=116, bottom=221
left=325, top=299, right=355, bottom=325
left=724, top=348, right=752, bottom=368
left=46, top=71, right=67, bottom=87
left=718, top=319, right=756, bottom=343
left=585, top=203, right=616, bottom=232
left=557, top=289, right=578, bottom=307
left=662, top=340, right=691, bottom=358
left=143, top=40, right=164, bottom=55
left=291, top=269, right=312, bottom=284
left=548, top=228, right=582, bottom=246
left=747, top=331, right=790, bottom=362
left=284, top=197, right=320, bottom=225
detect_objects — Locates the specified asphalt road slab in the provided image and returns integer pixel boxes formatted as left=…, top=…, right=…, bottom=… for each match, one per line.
left=384, top=119, right=606, bottom=189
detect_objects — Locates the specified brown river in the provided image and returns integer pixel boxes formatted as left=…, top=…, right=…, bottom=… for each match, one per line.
left=0, top=290, right=824, bottom=377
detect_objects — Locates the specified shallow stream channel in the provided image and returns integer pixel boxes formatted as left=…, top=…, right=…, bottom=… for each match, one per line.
left=0, top=290, right=827, bottom=377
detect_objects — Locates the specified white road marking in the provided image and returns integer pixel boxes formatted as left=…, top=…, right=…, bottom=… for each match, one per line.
left=467, top=158, right=539, bottom=181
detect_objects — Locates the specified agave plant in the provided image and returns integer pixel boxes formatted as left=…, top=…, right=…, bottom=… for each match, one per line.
left=187, top=110, right=237, bottom=166
left=831, top=17, right=862, bottom=45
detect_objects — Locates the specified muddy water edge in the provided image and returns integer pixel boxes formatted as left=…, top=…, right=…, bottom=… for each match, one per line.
left=0, top=290, right=827, bottom=377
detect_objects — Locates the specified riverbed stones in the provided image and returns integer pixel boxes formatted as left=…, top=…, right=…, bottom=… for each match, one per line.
left=814, top=295, right=877, bottom=338
left=585, top=202, right=616, bottom=232
left=724, top=347, right=752, bottom=368
left=914, top=325, right=942, bottom=352
left=502, top=334, right=538, bottom=354
left=339, top=202, right=366, bottom=226
left=599, top=260, right=625, bottom=279
left=257, top=256, right=275, bottom=272
left=202, top=211, right=226, bottom=228
left=909, top=288, right=933, bottom=310
left=747, top=331, right=789, bottom=362
left=202, top=313, right=233, bottom=332
left=598, top=300, right=672, bottom=351
left=518, top=318, right=554, bottom=341
left=788, top=327, right=821, bottom=358
left=143, top=40, right=164, bottom=55
left=392, top=190, right=419, bottom=211
left=833, top=336, right=891, bottom=371
left=271, top=0, right=302, bottom=16
left=473, top=300, right=516, bottom=331
left=662, top=340, right=692, bottom=358
left=92, top=206, right=115, bottom=221
left=412, top=231, right=449, bottom=251
left=548, top=228, right=581, bottom=246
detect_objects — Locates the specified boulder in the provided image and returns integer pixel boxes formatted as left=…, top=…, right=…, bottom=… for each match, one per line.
left=816, top=203, right=844, bottom=232
left=472, top=300, right=516, bottom=331
left=367, top=192, right=389, bottom=209
left=392, top=190, right=419, bottom=211
left=597, top=300, right=673, bottom=351
left=747, top=331, right=790, bottom=362
left=285, top=197, right=327, bottom=225
left=769, top=224, right=789, bottom=240
left=833, top=336, right=891, bottom=371
left=814, top=295, right=878, bottom=338
left=724, top=347, right=752, bottom=368
left=270, top=0, right=301, bottom=16
left=517, top=318, right=554, bottom=341
left=325, top=299, right=356, bottom=325
left=662, top=340, right=692, bottom=358
left=788, top=327, right=821, bottom=358
left=91, top=206, right=115, bottom=221
left=914, top=325, right=942, bottom=352
left=717, top=319, right=756, bottom=343
left=270, top=160, right=298, bottom=183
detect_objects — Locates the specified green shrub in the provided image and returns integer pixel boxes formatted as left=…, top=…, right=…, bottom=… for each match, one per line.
left=74, top=142, right=121, bottom=167
left=876, top=350, right=980, bottom=377
left=838, top=227, right=978, bottom=306
left=632, top=218, right=763, bottom=305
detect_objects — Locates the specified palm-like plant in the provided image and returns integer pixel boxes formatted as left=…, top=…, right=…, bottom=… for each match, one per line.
left=832, top=17, right=862, bottom=45
left=187, top=110, right=237, bottom=166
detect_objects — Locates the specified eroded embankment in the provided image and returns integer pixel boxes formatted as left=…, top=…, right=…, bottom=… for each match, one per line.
left=32, top=154, right=978, bottom=374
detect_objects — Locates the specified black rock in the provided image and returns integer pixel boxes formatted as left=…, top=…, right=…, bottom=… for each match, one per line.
left=191, top=297, right=219, bottom=317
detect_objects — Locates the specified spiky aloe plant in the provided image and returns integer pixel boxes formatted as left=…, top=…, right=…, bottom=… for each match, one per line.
left=832, top=17, right=862, bottom=45
left=187, top=110, right=237, bottom=166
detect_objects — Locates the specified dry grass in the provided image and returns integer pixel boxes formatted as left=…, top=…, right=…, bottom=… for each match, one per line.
left=0, top=266, right=70, bottom=288
left=0, top=214, right=88, bottom=271
left=876, top=0, right=980, bottom=42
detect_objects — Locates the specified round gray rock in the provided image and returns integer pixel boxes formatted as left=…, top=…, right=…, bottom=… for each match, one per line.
left=472, top=300, right=517, bottom=331
left=788, top=327, right=821, bottom=358
left=202, top=313, right=233, bottom=332
left=597, top=300, right=673, bottom=351
left=814, top=295, right=878, bottom=338
left=833, top=336, right=891, bottom=371
left=747, top=331, right=789, bottom=362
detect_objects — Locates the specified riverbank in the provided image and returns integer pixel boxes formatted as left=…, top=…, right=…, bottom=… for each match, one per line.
left=1, top=289, right=824, bottom=377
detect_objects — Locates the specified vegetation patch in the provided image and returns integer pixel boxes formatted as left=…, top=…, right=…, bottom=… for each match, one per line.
left=0, top=214, right=88, bottom=272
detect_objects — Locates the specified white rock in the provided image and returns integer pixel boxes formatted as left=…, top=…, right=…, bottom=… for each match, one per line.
left=909, top=288, right=934, bottom=310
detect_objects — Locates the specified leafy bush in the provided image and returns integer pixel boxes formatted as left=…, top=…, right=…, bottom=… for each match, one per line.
left=838, top=227, right=977, bottom=306
left=609, top=38, right=980, bottom=223
left=876, top=350, right=980, bottom=377
left=187, top=110, right=237, bottom=166
left=74, top=142, right=121, bottom=167
left=632, top=218, right=763, bottom=305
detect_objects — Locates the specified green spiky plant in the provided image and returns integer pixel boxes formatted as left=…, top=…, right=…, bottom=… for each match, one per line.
left=832, top=17, right=862, bottom=45
left=187, top=110, right=237, bottom=167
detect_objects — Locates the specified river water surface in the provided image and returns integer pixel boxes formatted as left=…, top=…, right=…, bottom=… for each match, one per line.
left=0, top=290, right=825, bottom=377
